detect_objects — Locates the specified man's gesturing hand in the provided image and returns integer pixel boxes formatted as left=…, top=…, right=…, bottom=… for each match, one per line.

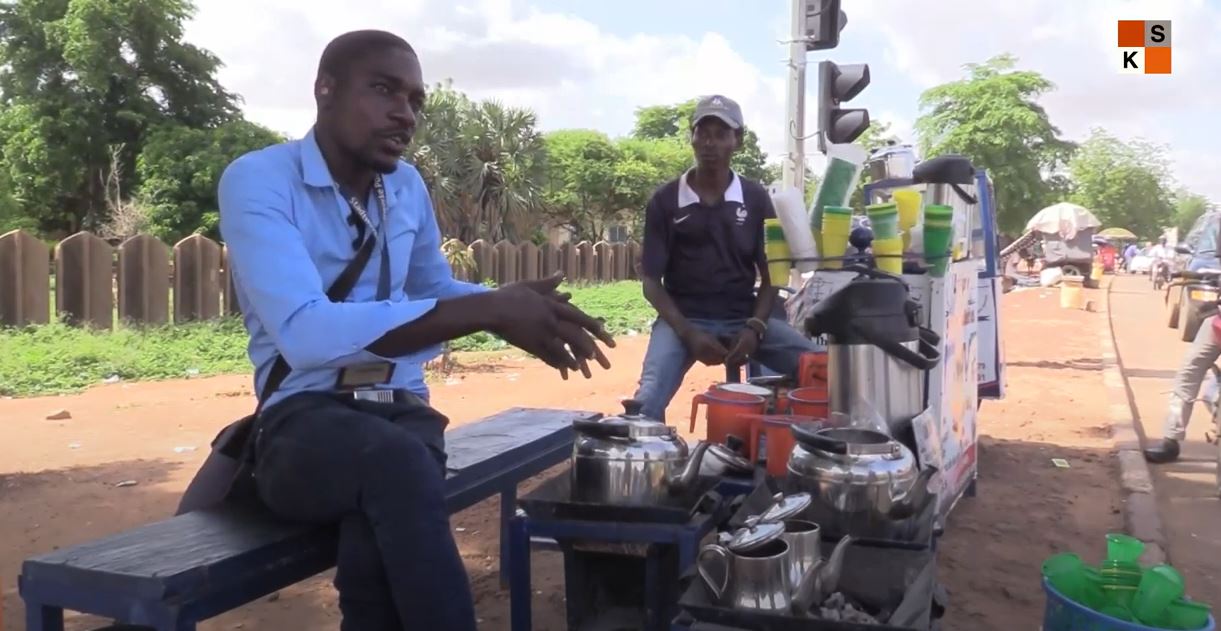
left=489, top=274, right=615, bottom=378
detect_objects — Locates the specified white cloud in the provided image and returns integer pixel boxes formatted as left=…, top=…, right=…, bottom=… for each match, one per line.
left=186, top=0, right=794, bottom=157
left=186, top=0, right=1221, bottom=204
left=849, top=0, right=1221, bottom=202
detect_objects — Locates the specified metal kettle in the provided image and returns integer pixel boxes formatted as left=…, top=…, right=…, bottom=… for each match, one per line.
left=804, top=265, right=941, bottom=432
left=786, top=422, right=933, bottom=520
left=571, top=399, right=718, bottom=505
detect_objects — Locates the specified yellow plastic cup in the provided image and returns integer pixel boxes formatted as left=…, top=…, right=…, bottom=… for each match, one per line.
left=872, top=237, right=903, bottom=275
left=893, top=189, right=922, bottom=250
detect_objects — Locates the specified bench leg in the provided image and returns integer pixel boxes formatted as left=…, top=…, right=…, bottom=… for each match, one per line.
left=25, top=602, right=64, bottom=631
left=508, top=514, right=532, bottom=631
left=499, top=486, right=516, bottom=588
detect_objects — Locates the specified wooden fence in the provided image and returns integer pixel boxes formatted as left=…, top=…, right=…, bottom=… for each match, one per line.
left=0, top=229, right=642, bottom=329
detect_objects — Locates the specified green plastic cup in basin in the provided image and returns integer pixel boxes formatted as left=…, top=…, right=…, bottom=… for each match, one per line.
left=1042, top=553, right=1087, bottom=600
left=1164, top=598, right=1213, bottom=630
left=1133, top=565, right=1186, bottom=624
left=1098, top=604, right=1135, bottom=622
left=1102, top=584, right=1138, bottom=610
left=1106, top=533, right=1144, bottom=563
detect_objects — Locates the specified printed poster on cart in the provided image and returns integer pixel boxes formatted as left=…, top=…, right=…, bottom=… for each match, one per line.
left=912, top=261, right=980, bottom=518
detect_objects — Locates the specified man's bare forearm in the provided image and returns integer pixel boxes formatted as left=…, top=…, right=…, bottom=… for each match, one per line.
left=366, top=292, right=501, bottom=357
left=642, top=276, right=693, bottom=339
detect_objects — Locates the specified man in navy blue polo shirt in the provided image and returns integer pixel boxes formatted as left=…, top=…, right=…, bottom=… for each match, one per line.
left=635, top=95, right=819, bottom=421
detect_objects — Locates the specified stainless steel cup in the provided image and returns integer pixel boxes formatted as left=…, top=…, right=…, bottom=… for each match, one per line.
left=697, top=539, right=793, bottom=611
left=781, top=520, right=821, bottom=588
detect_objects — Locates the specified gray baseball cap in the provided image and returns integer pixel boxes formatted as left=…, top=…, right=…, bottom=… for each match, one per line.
left=692, top=94, right=743, bottom=130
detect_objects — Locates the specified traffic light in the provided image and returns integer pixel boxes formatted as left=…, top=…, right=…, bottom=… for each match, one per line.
left=803, top=0, right=847, bottom=51
left=816, top=60, right=871, bottom=149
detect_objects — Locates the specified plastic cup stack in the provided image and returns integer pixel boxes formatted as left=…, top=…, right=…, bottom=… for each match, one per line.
left=820, top=206, right=853, bottom=269
left=811, top=157, right=859, bottom=257
left=923, top=204, right=954, bottom=278
left=764, top=219, right=791, bottom=286
left=867, top=203, right=903, bottom=275
left=893, top=189, right=922, bottom=251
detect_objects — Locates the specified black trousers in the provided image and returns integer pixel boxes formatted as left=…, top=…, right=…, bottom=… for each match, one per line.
left=251, top=392, right=477, bottom=631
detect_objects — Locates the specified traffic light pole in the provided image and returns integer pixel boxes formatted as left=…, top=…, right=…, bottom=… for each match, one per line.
left=780, top=0, right=807, bottom=191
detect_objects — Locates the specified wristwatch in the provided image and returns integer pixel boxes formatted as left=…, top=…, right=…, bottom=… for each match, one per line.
left=745, top=317, right=768, bottom=341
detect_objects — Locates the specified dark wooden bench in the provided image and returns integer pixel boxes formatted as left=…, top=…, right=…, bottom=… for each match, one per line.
left=18, top=407, right=596, bottom=631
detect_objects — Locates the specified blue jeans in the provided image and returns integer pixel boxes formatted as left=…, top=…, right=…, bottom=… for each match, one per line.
left=633, top=317, right=822, bottom=422
left=253, top=392, right=476, bottom=631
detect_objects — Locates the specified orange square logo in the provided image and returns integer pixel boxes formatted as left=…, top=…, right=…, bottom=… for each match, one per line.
left=1117, top=20, right=1172, bottom=74
left=1117, top=20, right=1145, bottom=47
left=1145, top=47, right=1171, bottom=74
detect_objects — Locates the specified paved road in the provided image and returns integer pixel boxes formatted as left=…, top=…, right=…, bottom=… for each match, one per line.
left=1109, top=273, right=1221, bottom=601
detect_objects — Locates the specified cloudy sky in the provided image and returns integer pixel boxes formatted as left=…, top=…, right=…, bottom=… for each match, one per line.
left=184, top=0, right=1221, bottom=204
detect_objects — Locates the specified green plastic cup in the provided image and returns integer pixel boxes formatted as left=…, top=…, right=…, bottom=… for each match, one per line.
left=1132, top=565, right=1185, bottom=624
left=922, top=204, right=954, bottom=276
left=1106, top=533, right=1144, bottom=563
left=1164, top=598, right=1212, bottom=630
left=1042, top=553, right=1087, bottom=601
left=866, top=203, right=900, bottom=239
left=1102, top=584, right=1138, bottom=610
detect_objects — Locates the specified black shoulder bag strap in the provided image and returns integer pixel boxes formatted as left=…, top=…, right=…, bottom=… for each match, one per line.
left=213, top=231, right=379, bottom=459
left=257, top=232, right=378, bottom=408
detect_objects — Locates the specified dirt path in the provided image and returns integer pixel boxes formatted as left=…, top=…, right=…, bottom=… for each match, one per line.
left=0, top=286, right=1125, bottom=630
left=1108, top=273, right=1221, bottom=601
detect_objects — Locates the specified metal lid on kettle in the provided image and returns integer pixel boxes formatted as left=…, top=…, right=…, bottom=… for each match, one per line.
left=726, top=517, right=785, bottom=552
left=758, top=492, right=813, bottom=523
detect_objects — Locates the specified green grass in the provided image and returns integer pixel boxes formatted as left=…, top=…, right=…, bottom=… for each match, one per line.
left=0, top=281, right=653, bottom=397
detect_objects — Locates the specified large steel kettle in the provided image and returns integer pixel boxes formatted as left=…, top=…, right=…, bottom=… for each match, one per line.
left=571, top=400, right=741, bottom=505
left=786, top=423, right=933, bottom=519
left=804, top=265, right=941, bottom=432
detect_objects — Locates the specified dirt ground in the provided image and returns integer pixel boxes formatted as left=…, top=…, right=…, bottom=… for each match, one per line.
left=1109, top=273, right=1221, bottom=601
left=0, top=285, right=1125, bottom=630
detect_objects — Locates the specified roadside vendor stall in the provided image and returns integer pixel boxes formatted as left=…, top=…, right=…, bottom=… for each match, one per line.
left=502, top=147, right=1002, bottom=631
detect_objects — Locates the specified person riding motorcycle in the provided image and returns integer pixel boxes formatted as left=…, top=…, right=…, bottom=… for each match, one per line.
left=1149, top=238, right=1172, bottom=284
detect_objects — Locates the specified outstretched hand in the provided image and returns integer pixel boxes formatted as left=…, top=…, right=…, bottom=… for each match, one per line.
left=490, top=273, right=616, bottom=379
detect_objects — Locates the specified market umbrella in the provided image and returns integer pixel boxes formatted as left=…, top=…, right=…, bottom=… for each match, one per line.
left=1098, top=227, right=1138, bottom=240
left=1025, top=202, right=1101, bottom=240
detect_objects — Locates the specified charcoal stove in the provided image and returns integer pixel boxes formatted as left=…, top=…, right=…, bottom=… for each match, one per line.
left=507, top=469, right=761, bottom=631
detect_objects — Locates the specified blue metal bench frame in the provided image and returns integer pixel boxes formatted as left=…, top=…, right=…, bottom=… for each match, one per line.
left=18, top=407, right=596, bottom=631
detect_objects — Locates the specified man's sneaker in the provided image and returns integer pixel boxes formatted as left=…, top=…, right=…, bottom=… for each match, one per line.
left=1143, top=438, right=1180, bottom=464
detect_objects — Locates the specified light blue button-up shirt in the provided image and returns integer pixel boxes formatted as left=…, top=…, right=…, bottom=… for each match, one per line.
left=218, top=127, right=489, bottom=409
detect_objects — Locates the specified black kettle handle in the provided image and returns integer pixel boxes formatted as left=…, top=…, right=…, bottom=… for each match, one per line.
left=843, top=264, right=910, bottom=289
left=791, top=422, right=848, bottom=455
left=872, top=328, right=942, bottom=370
left=573, top=419, right=630, bottom=439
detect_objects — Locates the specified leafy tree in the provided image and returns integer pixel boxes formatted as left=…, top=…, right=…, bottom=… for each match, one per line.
left=631, top=100, right=774, bottom=183
left=136, top=120, right=285, bottom=242
left=915, top=54, right=1076, bottom=233
left=541, top=129, right=625, bottom=242
left=0, top=0, right=242, bottom=236
left=1067, top=128, right=1175, bottom=239
left=408, top=82, right=547, bottom=242
left=1173, top=190, right=1215, bottom=239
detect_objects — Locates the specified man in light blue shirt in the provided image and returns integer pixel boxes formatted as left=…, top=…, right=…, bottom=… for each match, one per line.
left=179, top=30, right=614, bottom=631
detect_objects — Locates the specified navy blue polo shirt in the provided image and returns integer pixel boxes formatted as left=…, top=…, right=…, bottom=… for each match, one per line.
left=640, top=170, right=777, bottom=320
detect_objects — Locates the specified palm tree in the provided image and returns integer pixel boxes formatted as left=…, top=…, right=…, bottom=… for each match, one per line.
left=408, top=83, right=548, bottom=243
